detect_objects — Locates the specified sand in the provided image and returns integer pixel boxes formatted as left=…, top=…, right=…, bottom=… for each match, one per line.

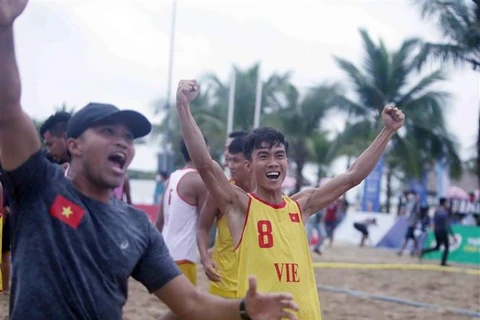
left=1, top=244, right=479, bottom=320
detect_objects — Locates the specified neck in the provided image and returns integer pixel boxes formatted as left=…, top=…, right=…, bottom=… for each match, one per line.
left=68, top=164, right=112, bottom=203
left=236, top=177, right=256, bottom=193
left=253, top=185, right=284, bottom=204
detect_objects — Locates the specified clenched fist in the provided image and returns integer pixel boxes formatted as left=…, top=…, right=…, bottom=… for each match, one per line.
left=382, top=104, right=405, bottom=132
left=0, top=0, right=28, bottom=27
left=176, top=80, right=200, bottom=106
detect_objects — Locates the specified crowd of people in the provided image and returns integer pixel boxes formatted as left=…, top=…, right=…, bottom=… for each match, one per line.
left=2, top=1, right=466, bottom=319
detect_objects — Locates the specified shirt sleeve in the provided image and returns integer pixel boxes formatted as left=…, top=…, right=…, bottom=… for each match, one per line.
left=1, top=151, right=57, bottom=205
left=132, top=222, right=181, bottom=293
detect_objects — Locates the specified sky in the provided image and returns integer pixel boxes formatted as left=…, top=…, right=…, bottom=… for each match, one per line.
left=12, top=0, right=480, bottom=172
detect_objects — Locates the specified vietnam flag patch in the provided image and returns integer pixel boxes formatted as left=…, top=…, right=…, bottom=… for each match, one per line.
left=49, top=195, right=85, bottom=229
left=289, top=212, right=300, bottom=223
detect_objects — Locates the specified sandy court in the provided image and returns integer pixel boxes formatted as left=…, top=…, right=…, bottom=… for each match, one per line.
left=1, top=244, right=479, bottom=319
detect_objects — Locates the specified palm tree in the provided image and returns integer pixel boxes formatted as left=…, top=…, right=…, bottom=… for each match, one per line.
left=334, top=29, right=462, bottom=209
left=413, top=0, right=480, bottom=70
left=264, top=83, right=342, bottom=193
left=151, top=63, right=292, bottom=168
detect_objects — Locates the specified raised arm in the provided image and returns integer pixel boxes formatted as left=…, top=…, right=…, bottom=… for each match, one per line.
left=175, top=80, right=248, bottom=216
left=155, top=275, right=299, bottom=320
left=197, top=193, right=221, bottom=282
left=0, top=0, right=41, bottom=171
left=292, top=105, right=404, bottom=218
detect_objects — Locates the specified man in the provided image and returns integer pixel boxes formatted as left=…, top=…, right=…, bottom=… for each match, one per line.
left=176, top=79, right=405, bottom=319
left=420, top=197, right=457, bottom=266
left=397, top=192, right=420, bottom=256
left=223, top=130, right=248, bottom=169
left=155, top=139, right=208, bottom=286
left=39, top=111, right=71, bottom=164
left=0, top=2, right=298, bottom=319
left=197, top=133, right=255, bottom=298
left=353, top=218, right=377, bottom=247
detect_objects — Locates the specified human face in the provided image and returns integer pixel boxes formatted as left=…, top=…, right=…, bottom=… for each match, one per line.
left=251, top=142, right=288, bottom=191
left=228, top=152, right=250, bottom=182
left=43, top=131, right=67, bottom=163
left=70, top=123, right=135, bottom=189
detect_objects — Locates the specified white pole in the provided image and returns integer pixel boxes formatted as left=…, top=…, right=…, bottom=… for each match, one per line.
left=253, top=65, right=262, bottom=128
left=164, top=0, right=177, bottom=151
left=226, top=68, right=236, bottom=138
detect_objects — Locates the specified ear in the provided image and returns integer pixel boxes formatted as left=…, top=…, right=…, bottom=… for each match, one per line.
left=244, top=160, right=252, bottom=171
left=67, top=138, right=82, bottom=157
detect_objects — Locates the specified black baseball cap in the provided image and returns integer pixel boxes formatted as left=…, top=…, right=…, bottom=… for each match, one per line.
left=66, top=102, right=152, bottom=139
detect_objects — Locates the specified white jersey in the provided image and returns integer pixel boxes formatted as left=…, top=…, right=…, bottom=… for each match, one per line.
left=162, top=168, right=199, bottom=263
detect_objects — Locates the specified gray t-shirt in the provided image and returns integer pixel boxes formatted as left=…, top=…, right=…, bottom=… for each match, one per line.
left=2, top=151, right=181, bottom=320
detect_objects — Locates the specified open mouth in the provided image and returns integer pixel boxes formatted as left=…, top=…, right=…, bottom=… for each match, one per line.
left=108, top=152, right=126, bottom=170
left=266, top=171, right=280, bottom=180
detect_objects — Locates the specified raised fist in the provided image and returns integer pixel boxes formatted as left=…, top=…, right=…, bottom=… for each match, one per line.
left=0, top=0, right=28, bottom=27
left=176, top=80, right=200, bottom=106
left=382, top=103, right=405, bottom=132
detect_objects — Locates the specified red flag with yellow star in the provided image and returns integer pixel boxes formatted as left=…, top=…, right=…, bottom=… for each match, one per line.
left=49, top=195, right=85, bottom=229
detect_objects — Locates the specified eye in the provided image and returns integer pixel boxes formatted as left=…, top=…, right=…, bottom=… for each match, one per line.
left=102, top=127, right=114, bottom=135
left=124, top=132, right=134, bottom=142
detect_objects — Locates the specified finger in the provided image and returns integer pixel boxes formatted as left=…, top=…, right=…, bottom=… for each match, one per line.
left=278, top=310, right=298, bottom=320
left=274, top=293, right=294, bottom=301
left=247, top=276, right=257, bottom=295
left=280, top=300, right=299, bottom=311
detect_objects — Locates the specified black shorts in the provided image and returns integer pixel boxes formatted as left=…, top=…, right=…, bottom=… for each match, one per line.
left=2, top=213, right=10, bottom=253
left=354, top=222, right=369, bottom=236
left=405, top=226, right=416, bottom=240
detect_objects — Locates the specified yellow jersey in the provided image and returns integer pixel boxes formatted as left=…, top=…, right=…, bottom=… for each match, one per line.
left=209, top=179, right=238, bottom=297
left=210, top=213, right=237, bottom=297
left=236, top=193, right=322, bottom=320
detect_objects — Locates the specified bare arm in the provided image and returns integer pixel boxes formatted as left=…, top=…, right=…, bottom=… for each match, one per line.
left=175, top=80, right=248, bottom=216
left=197, top=193, right=221, bottom=281
left=197, top=194, right=217, bottom=260
left=155, top=180, right=169, bottom=232
left=292, top=105, right=404, bottom=218
left=154, top=275, right=298, bottom=320
left=123, top=176, right=132, bottom=205
left=0, top=4, right=42, bottom=171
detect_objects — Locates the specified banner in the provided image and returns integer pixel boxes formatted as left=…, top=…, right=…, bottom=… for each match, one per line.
left=361, top=154, right=384, bottom=212
left=423, top=225, right=480, bottom=265
left=435, top=159, right=450, bottom=199
left=408, top=170, right=428, bottom=206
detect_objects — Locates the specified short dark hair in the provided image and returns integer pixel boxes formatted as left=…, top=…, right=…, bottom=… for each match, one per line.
left=180, top=137, right=207, bottom=163
left=228, top=135, right=246, bottom=155
left=243, top=127, right=289, bottom=161
left=439, top=197, right=448, bottom=206
left=40, top=111, right=71, bottom=137
left=228, top=130, right=248, bottom=139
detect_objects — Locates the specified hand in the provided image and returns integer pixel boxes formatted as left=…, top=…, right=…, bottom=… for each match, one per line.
left=176, top=79, right=200, bottom=106
left=244, top=276, right=299, bottom=320
left=451, top=236, right=457, bottom=245
left=381, top=103, right=404, bottom=132
left=201, top=258, right=221, bottom=282
left=0, top=0, right=28, bottom=26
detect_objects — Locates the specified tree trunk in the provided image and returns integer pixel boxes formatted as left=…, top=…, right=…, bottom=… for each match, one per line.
left=294, top=160, right=304, bottom=194
left=385, top=167, right=392, bottom=213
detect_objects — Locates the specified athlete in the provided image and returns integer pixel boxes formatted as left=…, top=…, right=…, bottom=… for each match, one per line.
left=176, top=79, right=405, bottom=319
left=197, top=133, right=255, bottom=298
left=156, top=139, right=208, bottom=286
left=0, top=2, right=299, bottom=319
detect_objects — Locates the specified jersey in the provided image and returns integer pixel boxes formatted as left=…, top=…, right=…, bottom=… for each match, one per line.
left=236, top=193, right=322, bottom=319
left=162, top=168, right=199, bottom=263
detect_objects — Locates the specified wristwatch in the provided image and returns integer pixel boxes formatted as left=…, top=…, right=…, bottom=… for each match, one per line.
left=239, top=298, right=252, bottom=320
